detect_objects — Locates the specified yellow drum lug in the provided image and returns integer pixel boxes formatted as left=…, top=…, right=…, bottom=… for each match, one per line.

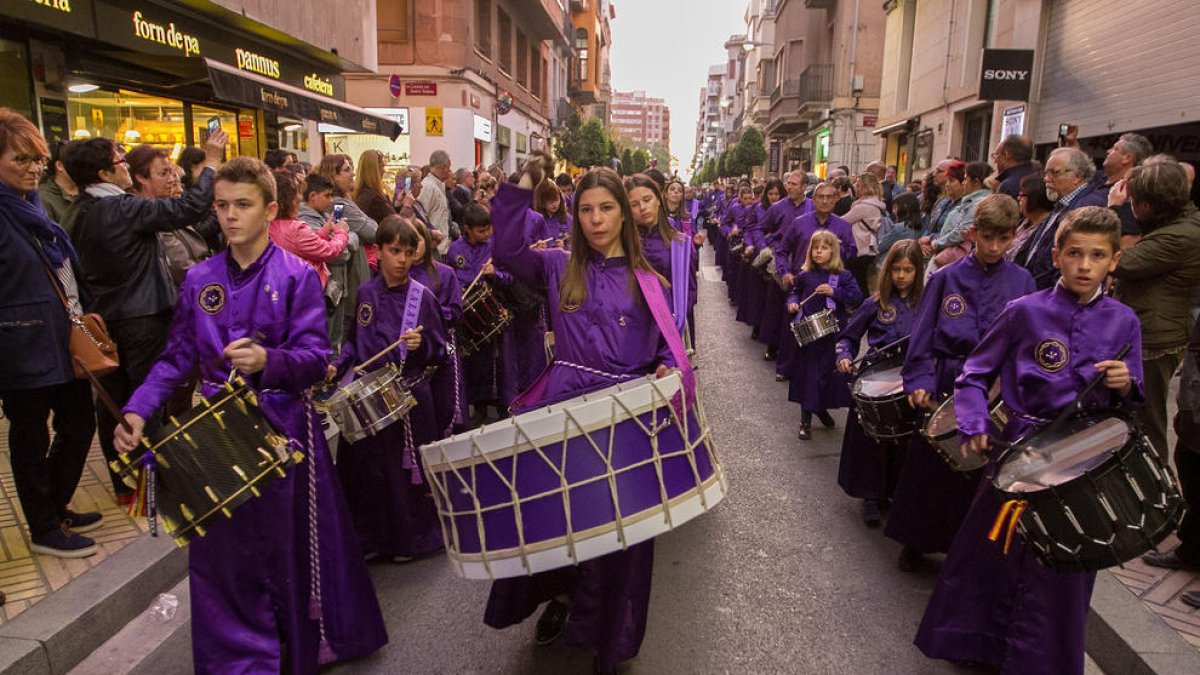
left=183, top=433, right=197, bottom=448
left=204, top=485, right=220, bottom=504
left=180, top=503, right=195, bottom=522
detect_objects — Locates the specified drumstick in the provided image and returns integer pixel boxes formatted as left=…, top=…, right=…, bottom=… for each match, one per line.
left=851, top=335, right=911, bottom=367
left=75, top=358, right=134, bottom=434
left=794, top=290, right=820, bottom=307
left=462, top=258, right=492, bottom=298
left=354, top=326, right=424, bottom=373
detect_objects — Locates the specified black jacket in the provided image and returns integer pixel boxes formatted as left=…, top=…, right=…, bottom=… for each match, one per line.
left=65, top=168, right=216, bottom=321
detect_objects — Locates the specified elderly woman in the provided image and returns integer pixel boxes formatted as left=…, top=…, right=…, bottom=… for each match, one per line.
left=1113, top=156, right=1200, bottom=461
left=0, top=108, right=99, bottom=559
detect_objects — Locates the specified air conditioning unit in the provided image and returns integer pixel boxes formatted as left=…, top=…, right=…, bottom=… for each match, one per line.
left=821, top=108, right=832, bottom=119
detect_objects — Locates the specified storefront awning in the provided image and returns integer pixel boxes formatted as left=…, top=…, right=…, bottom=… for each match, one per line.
left=872, top=118, right=917, bottom=137
left=205, top=59, right=401, bottom=140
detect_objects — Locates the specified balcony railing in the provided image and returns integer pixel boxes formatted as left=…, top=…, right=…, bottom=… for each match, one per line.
left=798, top=63, right=834, bottom=103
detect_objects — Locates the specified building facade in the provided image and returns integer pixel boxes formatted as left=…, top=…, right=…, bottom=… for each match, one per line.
left=569, top=0, right=615, bottom=126
left=611, top=90, right=670, bottom=150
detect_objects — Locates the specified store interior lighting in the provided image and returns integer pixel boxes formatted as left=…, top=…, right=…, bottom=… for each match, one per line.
left=68, top=83, right=100, bottom=93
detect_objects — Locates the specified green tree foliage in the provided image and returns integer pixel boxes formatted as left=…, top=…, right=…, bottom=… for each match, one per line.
left=621, top=148, right=633, bottom=176
left=717, top=149, right=730, bottom=178
left=728, top=127, right=768, bottom=177
left=554, top=114, right=615, bottom=169
left=630, top=148, right=649, bottom=175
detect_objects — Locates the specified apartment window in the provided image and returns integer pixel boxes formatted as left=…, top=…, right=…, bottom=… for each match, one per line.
left=575, top=28, right=589, bottom=82
left=377, top=0, right=409, bottom=45
left=498, top=8, right=512, bottom=73
left=516, top=31, right=528, bottom=87
left=533, top=54, right=545, bottom=99
left=475, top=0, right=491, bottom=55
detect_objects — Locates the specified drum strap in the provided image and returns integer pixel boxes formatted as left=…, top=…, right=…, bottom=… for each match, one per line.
left=396, top=281, right=424, bottom=362
left=635, top=269, right=696, bottom=409
left=669, top=237, right=691, bottom=336
left=826, top=273, right=839, bottom=310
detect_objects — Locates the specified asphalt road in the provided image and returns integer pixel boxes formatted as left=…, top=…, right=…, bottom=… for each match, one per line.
left=331, top=246, right=964, bottom=675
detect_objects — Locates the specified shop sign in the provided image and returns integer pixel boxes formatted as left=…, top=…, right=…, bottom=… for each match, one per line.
left=131, top=9, right=202, bottom=57
left=238, top=117, right=255, bottom=140
left=496, top=124, right=511, bottom=148
left=425, top=107, right=443, bottom=136
left=473, top=114, right=492, bottom=142
left=405, top=82, right=438, bottom=96
left=6, top=0, right=96, bottom=38
left=303, top=73, right=334, bottom=97
left=979, top=49, right=1035, bottom=101
left=815, top=129, right=830, bottom=162
left=39, top=98, right=70, bottom=147
left=768, top=140, right=780, bottom=174
left=235, top=48, right=280, bottom=79
left=860, top=114, right=877, bottom=128
left=912, top=129, right=934, bottom=172
left=1002, top=105, right=1026, bottom=138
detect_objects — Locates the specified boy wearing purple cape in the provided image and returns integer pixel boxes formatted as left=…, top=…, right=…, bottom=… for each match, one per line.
left=116, top=157, right=386, bottom=673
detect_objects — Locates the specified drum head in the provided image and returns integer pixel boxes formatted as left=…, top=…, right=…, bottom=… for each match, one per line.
left=853, top=364, right=904, bottom=399
left=995, top=416, right=1130, bottom=493
left=924, top=396, right=959, bottom=437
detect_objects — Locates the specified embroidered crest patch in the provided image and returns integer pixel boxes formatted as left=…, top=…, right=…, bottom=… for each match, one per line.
left=357, top=302, right=374, bottom=327
left=455, top=254, right=466, bottom=268
left=877, top=305, right=897, bottom=324
left=198, top=283, right=226, bottom=315
left=941, top=293, right=967, bottom=319
left=1035, top=339, right=1069, bottom=373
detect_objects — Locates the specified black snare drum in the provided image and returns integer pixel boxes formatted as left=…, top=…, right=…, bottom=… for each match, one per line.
left=850, top=356, right=918, bottom=440
left=993, top=410, right=1185, bottom=573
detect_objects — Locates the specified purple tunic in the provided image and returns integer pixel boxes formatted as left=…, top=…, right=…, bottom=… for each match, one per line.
left=544, top=212, right=572, bottom=246
left=484, top=182, right=673, bottom=671
left=736, top=203, right=772, bottom=328
left=641, top=226, right=697, bottom=337
left=410, top=262, right=466, bottom=435
left=916, top=285, right=1144, bottom=674
left=447, top=236, right=519, bottom=407
left=885, top=255, right=1037, bottom=553
left=124, top=243, right=387, bottom=673
left=835, top=295, right=918, bottom=500
left=786, top=268, right=863, bottom=410
left=505, top=209, right=551, bottom=393
left=333, top=275, right=447, bottom=558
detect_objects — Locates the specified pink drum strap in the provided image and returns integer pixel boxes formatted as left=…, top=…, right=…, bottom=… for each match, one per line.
left=826, top=272, right=839, bottom=310
left=635, top=268, right=696, bottom=407
left=669, top=237, right=691, bottom=336
left=397, top=280, right=424, bottom=362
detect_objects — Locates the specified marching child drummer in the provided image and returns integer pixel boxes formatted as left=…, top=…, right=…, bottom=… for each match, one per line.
left=407, top=219, right=466, bottom=436
left=330, top=215, right=448, bottom=562
left=115, top=157, right=387, bottom=672
left=447, top=203, right=519, bottom=421
left=787, top=229, right=863, bottom=440
left=915, top=206, right=1143, bottom=675
left=887, top=195, right=1036, bottom=571
left=835, top=240, right=925, bottom=525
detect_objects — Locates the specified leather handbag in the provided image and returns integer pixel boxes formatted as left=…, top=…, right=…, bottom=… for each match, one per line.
left=43, top=267, right=119, bottom=378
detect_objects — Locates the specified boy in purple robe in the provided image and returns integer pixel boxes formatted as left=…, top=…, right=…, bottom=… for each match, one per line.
left=916, top=206, right=1142, bottom=674
left=756, top=173, right=811, bottom=358
left=788, top=230, right=863, bottom=439
left=115, top=157, right=386, bottom=673
left=887, top=195, right=1036, bottom=570
left=331, top=216, right=447, bottom=561
left=835, top=241, right=924, bottom=525
left=448, top=203, right=519, bottom=417
left=407, top=219, right=466, bottom=435
left=484, top=157, right=678, bottom=675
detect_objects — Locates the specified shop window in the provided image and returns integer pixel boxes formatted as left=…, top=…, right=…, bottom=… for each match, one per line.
left=0, top=38, right=33, bottom=119
left=475, top=0, right=491, bottom=56
left=68, top=89, right=191, bottom=157
left=497, top=8, right=512, bottom=73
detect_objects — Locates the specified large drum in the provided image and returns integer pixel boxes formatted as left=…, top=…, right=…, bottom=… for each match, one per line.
left=993, top=411, right=1185, bottom=573
left=323, top=363, right=416, bottom=443
left=459, top=283, right=512, bottom=357
left=419, top=370, right=727, bottom=579
left=109, top=376, right=303, bottom=546
left=851, top=356, right=918, bottom=440
left=922, top=394, right=1010, bottom=472
left=791, top=309, right=839, bottom=346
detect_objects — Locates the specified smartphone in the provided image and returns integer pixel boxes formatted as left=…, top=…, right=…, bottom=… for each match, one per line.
left=207, top=116, right=221, bottom=134
left=404, top=176, right=412, bottom=191
left=1058, top=123, right=1069, bottom=139
left=332, top=203, right=345, bottom=222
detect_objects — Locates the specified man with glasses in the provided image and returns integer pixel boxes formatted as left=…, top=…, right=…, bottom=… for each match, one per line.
left=1012, top=147, right=1106, bottom=288
left=992, top=135, right=1036, bottom=200
left=62, top=132, right=227, bottom=507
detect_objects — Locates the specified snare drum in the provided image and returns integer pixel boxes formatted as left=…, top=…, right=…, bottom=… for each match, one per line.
left=791, top=309, right=839, bottom=346
left=923, top=395, right=1010, bottom=472
left=109, top=376, right=303, bottom=546
left=325, top=363, right=416, bottom=443
left=459, top=283, right=512, bottom=357
left=419, top=370, right=727, bottom=579
left=993, top=411, right=1184, bottom=572
left=851, top=357, right=918, bottom=440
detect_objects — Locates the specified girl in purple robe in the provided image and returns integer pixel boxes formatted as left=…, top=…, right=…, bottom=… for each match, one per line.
left=834, top=241, right=924, bottom=525
left=331, top=215, right=447, bottom=561
left=788, top=230, right=863, bottom=440
left=628, top=173, right=696, bottom=339
left=408, top=219, right=466, bottom=436
left=739, top=179, right=784, bottom=332
left=447, top=203, right=519, bottom=419
left=116, top=157, right=386, bottom=673
left=535, top=178, right=572, bottom=248
left=484, top=159, right=677, bottom=675
left=916, top=207, right=1142, bottom=674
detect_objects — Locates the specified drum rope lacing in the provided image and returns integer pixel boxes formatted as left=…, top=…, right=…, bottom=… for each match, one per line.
left=301, top=390, right=330, bottom=653
left=448, top=329, right=465, bottom=431
left=551, top=360, right=635, bottom=382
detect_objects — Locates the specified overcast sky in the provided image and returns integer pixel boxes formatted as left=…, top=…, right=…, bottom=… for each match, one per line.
left=609, top=0, right=748, bottom=177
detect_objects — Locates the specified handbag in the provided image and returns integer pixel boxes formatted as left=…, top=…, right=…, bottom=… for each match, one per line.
left=43, top=267, right=119, bottom=378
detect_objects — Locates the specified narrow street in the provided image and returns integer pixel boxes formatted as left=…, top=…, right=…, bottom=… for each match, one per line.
left=331, top=246, right=961, bottom=674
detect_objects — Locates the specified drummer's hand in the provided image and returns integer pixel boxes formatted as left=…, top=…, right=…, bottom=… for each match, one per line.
left=961, top=434, right=990, bottom=459
left=836, top=358, right=853, bottom=374
left=325, top=364, right=337, bottom=384
left=482, top=262, right=495, bottom=276
left=225, top=337, right=267, bottom=375
left=815, top=283, right=834, bottom=297
left=114, top=413, right=145, bottom=454
left=782, top=273, right=795, bottom=288
left=402, top=325, right=424, bottom=351
left=655, top=364, right=669, bottom=379
left=787, top=302, right=800, bottom=314
left=908, top=389, right=932, bottom=410
left=1096, top=359, right=1132, bottom=396
left=692, top=233, right=704, bottom=247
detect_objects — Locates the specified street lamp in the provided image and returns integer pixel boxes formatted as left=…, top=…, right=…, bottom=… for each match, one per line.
left=741, top=40, right=771, bottom=52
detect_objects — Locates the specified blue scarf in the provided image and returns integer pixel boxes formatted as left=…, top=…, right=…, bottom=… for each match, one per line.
left=0, top=181, right=78, bottom=267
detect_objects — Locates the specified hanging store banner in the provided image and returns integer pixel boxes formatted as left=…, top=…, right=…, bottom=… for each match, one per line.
left=979, top=49, right=1035, bottom=101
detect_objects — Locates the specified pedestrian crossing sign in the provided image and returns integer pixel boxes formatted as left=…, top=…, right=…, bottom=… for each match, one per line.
left=426, top=108, right=443, bottom=137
